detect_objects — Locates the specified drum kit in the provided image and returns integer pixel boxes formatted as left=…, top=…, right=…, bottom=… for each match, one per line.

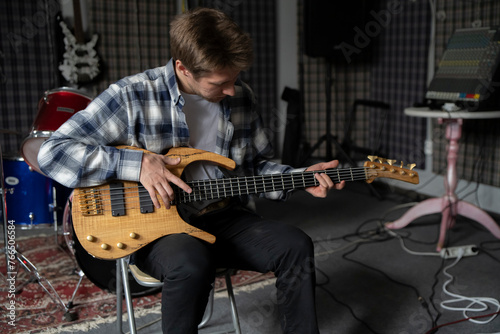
left=0, top=87, right=156, bottom=321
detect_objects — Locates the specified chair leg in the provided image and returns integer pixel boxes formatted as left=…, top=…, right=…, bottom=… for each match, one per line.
left=198, top=285, right=214, bottom=329
left=225, top=271, right=241, bottom=334
left=116, top=261, right=123, bottom=333
left=119, top=258, right=137, bottom=334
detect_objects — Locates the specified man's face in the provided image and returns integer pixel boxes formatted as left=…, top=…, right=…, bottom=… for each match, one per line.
left=176, top=61, right=240, bottom=103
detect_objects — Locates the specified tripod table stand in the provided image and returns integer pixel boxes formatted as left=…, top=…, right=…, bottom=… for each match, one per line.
left=386, top=107, right=500, bottom=250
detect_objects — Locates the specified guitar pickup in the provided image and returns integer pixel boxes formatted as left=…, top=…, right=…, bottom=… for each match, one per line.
left=138, top=184, right=154, bottom=213
left=109, top=182, right=126, bottom=217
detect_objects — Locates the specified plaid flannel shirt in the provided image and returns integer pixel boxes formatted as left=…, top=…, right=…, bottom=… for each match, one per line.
left=38, top=59, right=296, bottom=201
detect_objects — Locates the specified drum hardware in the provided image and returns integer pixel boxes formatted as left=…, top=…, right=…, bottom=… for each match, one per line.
left=16, top=249, right=77, bottom=321
left=65, top=267, right=85, bottom=314
left=0, top=187, right=14, bottom=195
left=1, top=145, right=78, bottom=321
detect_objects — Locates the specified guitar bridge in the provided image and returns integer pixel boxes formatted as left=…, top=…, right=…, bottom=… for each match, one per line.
left=79, top=188, right=104, bottom=216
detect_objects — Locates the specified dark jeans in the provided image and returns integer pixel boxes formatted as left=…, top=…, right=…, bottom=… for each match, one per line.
left=134, top=205, right=319, bottom=334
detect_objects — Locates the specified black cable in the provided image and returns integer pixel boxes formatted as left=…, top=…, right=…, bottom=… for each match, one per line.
left=341, top=239, right=435, bottom=325
left=314, top=266, right=330, bottom=286
left=313, top=220, right=387, bottom=333
left=478, top=240, right=500, bottom=265
left=480, top=240, right=500, bottom=251
left=316, top=283, right=383, bottom=334
left=427, top=256, right=445, bottom=332
left=314, top=217, right=438, bottom=332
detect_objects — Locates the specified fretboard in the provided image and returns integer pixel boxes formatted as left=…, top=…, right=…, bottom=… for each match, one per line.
left=175, top=166, right=368, bottom=203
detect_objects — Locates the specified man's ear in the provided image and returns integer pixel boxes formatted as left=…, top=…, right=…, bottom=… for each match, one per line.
left=175, top=60, right=190, bottom=77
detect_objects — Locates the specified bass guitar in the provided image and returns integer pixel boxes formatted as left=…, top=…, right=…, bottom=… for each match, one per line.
left=72, top=147, right=419, bottom=260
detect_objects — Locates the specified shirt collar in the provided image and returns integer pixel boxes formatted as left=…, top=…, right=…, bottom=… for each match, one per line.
left=165, top=58, right=183, bottom=106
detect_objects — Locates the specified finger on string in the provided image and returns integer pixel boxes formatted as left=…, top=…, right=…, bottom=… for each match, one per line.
left=169, top=174, right=192, bottom=194
left=147, top=186, right=162, bottom=209
left=314, top=173, right=329, bottom=188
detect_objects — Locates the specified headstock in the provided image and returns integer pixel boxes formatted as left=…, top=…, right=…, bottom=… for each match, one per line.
left=364, top=156, right=419, bottom=184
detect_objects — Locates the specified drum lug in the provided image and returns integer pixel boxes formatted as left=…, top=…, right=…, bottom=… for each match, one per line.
left=0, top=188, right=14, bottom=195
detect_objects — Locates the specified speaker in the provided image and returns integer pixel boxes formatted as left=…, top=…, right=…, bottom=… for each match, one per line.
left=303, top=0, right=379, bottom=61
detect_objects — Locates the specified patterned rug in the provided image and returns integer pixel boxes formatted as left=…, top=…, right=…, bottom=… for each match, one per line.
left=0, top=235, right=274, bottom=333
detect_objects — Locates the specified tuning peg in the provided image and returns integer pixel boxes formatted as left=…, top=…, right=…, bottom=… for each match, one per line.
left=400, top=161, right=404, bottom=168
left=367, top=155, right=377, bottom=162
left=407, top=163, right=416, bottom=170
left=386, top=159, right=396, bottom=165
left=377, top=157, right=387, bottom=164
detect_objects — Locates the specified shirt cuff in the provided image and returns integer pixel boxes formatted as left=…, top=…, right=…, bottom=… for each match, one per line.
left=116, top=148, right=144, bottom=182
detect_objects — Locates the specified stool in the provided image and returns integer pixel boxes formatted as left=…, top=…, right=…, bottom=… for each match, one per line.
left=116, top=258, right=241, bottom=334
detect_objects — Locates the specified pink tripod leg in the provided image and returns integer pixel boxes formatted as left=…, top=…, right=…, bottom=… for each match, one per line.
left=437, top=197, right=456, bottom=251
left=457, top=200, right=500, bottom=239
left=386, top=197, right=442, bottom=229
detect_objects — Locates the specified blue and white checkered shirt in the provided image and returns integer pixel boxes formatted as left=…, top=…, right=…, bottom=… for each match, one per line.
left=38, top=59, right=295, bottom=201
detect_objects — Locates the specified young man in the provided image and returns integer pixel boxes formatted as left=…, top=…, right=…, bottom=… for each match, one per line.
left=38, top=7, right=344, bottom=333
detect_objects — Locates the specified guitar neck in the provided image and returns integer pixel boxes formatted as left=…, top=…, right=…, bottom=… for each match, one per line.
left=73, top=0, right=85, bottom=43
left=176, top=166, right=368, bottom=203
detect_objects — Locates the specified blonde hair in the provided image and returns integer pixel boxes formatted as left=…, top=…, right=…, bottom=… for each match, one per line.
left=170, top=7, right=253, bottom=77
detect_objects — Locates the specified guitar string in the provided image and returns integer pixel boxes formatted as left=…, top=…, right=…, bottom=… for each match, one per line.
left=178, top=169, right=371, bottom=202
left=80, top=168, right=371, bottom=196
left=79, top=168, right=371, bottom=202
left=75, top=168, right=374, bottom=213
left=76, top=168, right=371, bottom=203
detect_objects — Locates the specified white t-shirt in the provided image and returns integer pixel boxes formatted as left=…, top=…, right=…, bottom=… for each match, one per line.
left=180, top=91, right=221, bottom=209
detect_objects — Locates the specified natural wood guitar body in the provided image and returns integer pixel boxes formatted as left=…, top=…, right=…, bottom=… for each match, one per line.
left=72, top=147, right=235, bottom=260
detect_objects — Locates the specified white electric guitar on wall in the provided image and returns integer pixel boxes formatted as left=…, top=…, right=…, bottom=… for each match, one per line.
left=59, top=0, right=100, bottom=84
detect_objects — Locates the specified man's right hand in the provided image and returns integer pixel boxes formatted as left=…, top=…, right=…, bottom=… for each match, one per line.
left=139, top=153, right=192, bottom=209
